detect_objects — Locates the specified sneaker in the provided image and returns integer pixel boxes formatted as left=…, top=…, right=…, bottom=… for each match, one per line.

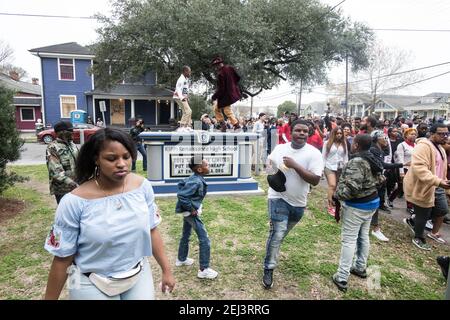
left=371, top=229, right=389, bottom=242
left=436, top=256, right=449, bottom=280
left=379, top=205, right=391, bottom=214
left=216, top=122, right=227, bottom=133
left=350, top=267, right=367, bottom=279
left=427, top=233, right=447, bottom=244
left=443, top=216, right=450, bottom=225
left=387, top=200, right=394, bottom=208
left=175, top=258, right=194, bottom=266
left=332, top=274, right=347, bottom=292
left=197, top=268, right=218, bottom=279
left=327, top=206, right=335, bottom=217
left=412, top=237, right=431, bottom=251
left=425, top=220, right=433, bottom=231
left=403, top=217, right=415, bottom=234
left=262, top=269, right=274, bottom=289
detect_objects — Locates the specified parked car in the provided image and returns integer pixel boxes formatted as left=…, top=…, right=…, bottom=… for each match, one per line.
left=37, top=123, right=101, bottom=144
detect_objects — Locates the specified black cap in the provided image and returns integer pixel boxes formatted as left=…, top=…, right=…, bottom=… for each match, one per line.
left=267, top=170, right=286, bottom=192
left=54, top=120, right=73, bottom=133
left=211, top=56, right=224, bottom=66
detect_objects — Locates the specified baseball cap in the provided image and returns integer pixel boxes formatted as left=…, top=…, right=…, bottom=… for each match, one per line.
left=54, top=120, right=74, bottom=133
left=211, top=56, right=224, bottom=66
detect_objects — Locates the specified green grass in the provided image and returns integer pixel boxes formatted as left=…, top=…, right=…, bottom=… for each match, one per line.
left=1, top=163, right=449, bottom=300
left=9, top=164, right=48, bottom=184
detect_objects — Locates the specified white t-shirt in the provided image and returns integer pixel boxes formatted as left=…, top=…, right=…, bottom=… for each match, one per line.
left=173, top=74, right=189, bottom=100
left=322, top=142, right=348, bottom=171
left=268, top=142, right=324, bottom=207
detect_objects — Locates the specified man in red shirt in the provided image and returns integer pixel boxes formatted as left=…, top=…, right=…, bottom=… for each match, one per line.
left=211, top=57, right=242, bottom=132
left=306, top=121, right=323, bottom=150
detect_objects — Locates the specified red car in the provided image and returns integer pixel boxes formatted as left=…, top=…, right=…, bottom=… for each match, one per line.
left=38, top=123, right=101, bottom=144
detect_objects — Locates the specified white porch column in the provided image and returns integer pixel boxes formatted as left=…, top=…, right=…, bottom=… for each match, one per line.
left=170, top=100, right=175, bottom=119
left=131, top=99, right=135, bottom=119
left=395, top=110, right=398, bottom=118
left=155, top=100, right=159, bottom=125
left=93, top=96, right=96, bottom=123
left=380, top=111, right=384, bottom=120
left=362, top=105, right=365, bottom=117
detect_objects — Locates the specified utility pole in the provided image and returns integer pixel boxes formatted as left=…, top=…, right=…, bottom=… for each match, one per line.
left=250, top=96, right=254, bottom=119
left=297, top=79, right=303, bottom=116
left=345, top=54, right=349, bottom=117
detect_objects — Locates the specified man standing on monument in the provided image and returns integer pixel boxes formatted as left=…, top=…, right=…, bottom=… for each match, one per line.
left=211, top=56, right=242, bottom=132
left=173, top=66, right=193, bottom=131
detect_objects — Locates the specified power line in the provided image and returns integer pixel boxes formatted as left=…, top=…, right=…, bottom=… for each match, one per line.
left=321, top=60, right=450, bottom=88
left=386, top=70, right=450, bottom=91
left=258, top=60, right=450, bottom=100
left=0, top=12, right=95, bottom=20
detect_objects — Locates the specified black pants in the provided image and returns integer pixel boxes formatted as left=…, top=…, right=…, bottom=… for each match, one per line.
left=412, top=188, right=448, bottom=239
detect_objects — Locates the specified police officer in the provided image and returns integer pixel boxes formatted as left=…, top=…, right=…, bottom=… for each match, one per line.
left=46, top=120, right=79, bottom=204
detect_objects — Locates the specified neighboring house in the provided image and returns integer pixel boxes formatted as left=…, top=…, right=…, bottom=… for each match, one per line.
left=403, top=92, right=450, bottom=119
left=29, top=42, right=176, bottom=128
left=0, top=71, right=42, bottom=132
left=373, top=95, right=421, bottom=120
left=347, top=93, right=372, bottom=117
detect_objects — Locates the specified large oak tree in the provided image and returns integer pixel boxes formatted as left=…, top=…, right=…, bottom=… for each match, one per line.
left=92, top=0, right=373, bottom=98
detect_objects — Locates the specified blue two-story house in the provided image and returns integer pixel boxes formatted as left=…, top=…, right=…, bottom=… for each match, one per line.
left=29, top=42, right=176, bottom=128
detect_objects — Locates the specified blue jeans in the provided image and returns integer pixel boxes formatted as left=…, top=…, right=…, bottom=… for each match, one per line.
left=68, top=258, right=155, bottom=300
left=132, top=143, right=147, bottom=171
left=336, top=203, right=375, bottom=282
left=264, top=198, right=305, bottom=270
left=178, top=215, right=211, bottom=270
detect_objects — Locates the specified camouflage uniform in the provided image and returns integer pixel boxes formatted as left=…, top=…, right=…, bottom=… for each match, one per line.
left=46, top=139, right=78, bottom=197
left=333, top=151, right=382, bottom=287
left=335, top=153, right=382, bottom=201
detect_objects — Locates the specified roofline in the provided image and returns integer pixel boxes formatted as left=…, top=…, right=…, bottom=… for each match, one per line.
left=13, top=103, right=41, bottom=107
left=30, top=52, right=95, bottom=59
left=90, top=94, right=174, bottom=100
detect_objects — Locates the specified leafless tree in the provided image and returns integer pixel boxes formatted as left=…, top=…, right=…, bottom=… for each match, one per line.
left=355, top=42, right=420, bottom=109
left=0, top=40, right=14, bottom=66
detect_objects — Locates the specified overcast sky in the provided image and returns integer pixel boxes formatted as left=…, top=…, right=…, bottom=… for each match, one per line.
left=1, top=0, right=450, bottom=108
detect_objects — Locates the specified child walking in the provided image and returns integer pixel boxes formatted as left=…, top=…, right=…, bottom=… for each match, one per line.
left=175, top=156, right=218, bottom=279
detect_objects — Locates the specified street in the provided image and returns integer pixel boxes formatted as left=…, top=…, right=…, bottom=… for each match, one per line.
left=11, top=142, right=143, bottom=166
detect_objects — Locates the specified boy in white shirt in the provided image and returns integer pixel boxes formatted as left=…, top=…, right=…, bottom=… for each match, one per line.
left=173, top=66, right=192, bottom=131
left=262, top=120, right=324, bottom=289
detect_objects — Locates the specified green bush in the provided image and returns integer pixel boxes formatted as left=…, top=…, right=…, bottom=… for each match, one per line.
left=0, top=85, right=26, bottom=194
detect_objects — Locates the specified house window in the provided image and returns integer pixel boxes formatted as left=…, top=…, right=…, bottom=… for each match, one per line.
left=20, top=107, right=35, bottom=121
left=60, top=95, right=77, bottom=118
left=58, top=58, right=75, bottom=80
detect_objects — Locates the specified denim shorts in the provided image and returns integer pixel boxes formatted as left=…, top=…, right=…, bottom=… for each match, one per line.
left=431, top=188, right=449, bottom=217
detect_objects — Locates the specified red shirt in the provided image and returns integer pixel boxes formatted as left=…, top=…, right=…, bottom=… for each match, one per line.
left=280, top=123, right=291, bottom=143
left=277, top=126, right=285, bottom=144
left=307, top=133, right=323, bottom=150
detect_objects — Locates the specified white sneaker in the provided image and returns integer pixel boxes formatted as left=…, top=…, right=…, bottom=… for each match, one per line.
left=425, top=220, right=433, bottom=231
left=197, top=267, right=218, bottom=279
left=371, top=229, right=389, bottom=242
left=175, top=258, right=194, bottom=266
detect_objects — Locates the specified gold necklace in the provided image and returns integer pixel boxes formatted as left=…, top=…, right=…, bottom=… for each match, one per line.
left=95, top=177, right=126, bottom=210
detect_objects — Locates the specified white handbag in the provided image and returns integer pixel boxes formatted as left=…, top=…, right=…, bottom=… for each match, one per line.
left=88, top=260, right=144, bottom=297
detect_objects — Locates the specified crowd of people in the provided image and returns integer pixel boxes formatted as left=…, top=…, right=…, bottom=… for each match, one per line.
left=40, top=56, right=449, bottom=299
